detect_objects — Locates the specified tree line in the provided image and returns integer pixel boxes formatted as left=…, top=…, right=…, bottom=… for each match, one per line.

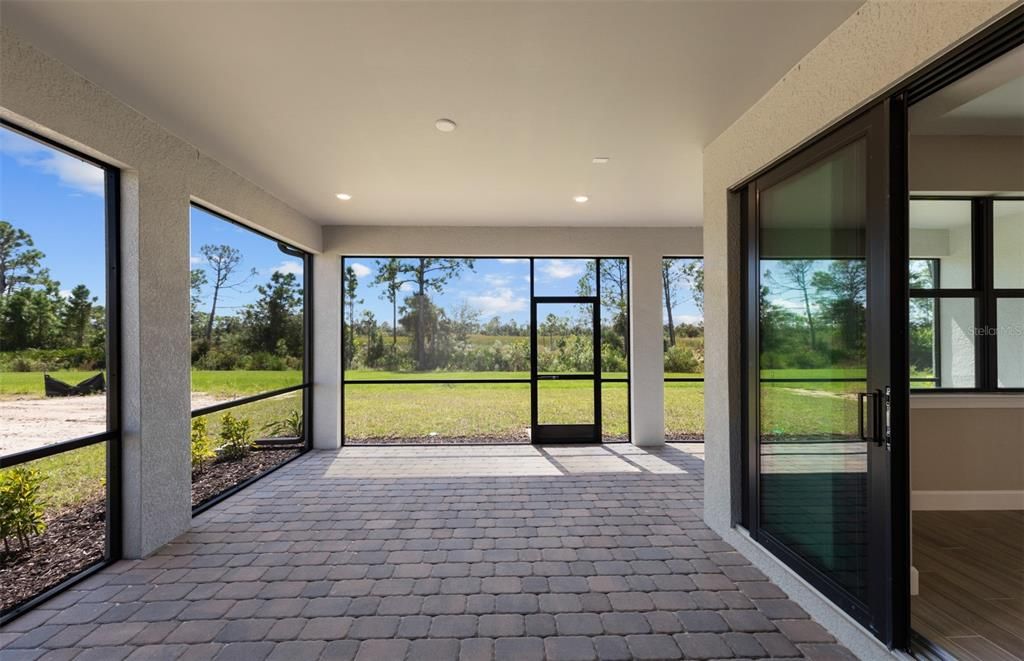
left=190, top=244, right=304, bottom=371
left=0, top=221, right=105, bottom=370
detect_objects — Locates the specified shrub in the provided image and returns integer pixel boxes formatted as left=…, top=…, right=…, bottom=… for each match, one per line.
left=190, top=417, right=217, bottom=472
left=218, top=412, right=255, bottom=461
left=263, top=409, right=303, bottom=439
left=664, top=345, right=700, bottom=373
left=0, top=467, right=47, bottom=555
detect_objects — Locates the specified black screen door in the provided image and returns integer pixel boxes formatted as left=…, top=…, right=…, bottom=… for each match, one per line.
left=744, top=100, right=905, bottom=645
left=531, top=297, right=601, bottom=443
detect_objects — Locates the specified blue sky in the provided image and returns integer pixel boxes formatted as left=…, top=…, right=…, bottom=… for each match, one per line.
left=190, top=206, right=304, bottom=313
left=345, top=257, right=703, bottom=328
left=1, top=126, right=107, bottom=300
left=1, top=125, right=303, bottom=314
left=2, top=124, right=700, bottom=325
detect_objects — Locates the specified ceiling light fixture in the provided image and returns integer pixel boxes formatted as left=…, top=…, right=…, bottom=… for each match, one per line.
left=435, top=118, right=457, bottom=133
left=592, top=157, right=610, bottom=164
left=335, top=193, right=352, bottom=201
left=574, top=195, right=589, bottom=204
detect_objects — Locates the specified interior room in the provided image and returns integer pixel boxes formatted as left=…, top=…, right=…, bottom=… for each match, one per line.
left=907, top=43, right=1024, bottom=661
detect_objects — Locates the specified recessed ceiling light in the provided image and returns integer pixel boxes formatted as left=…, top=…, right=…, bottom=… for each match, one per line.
left=335, top=193, right=352, bottom=201
left=592, top=157, right=610, bottom=164
left=574, top=195, right=589, bottom=204
left=435, top=118, right=457, bottom=133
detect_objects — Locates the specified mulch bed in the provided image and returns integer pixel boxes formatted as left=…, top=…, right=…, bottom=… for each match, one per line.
left=191, top=447, right=302, bottom=508
left=665, top=433, right=705, bottom=442
left=0, top=496, right=106, bottom=615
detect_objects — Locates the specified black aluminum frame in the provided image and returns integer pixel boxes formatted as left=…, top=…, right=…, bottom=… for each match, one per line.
left=909, top=195, right=1024, bottom=393
left=736, top=6, right=1022, bottom=653
left=340, top=256, right=631, bottom=445
left=188, top=203, right=313, bottom=515
left=531, top=295, right=601, bottom=444
left=738, top=101, right=901, bottom=643
left=0, top=119, right=122, bottom=624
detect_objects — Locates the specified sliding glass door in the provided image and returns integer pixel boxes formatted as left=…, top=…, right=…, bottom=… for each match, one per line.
left=743, top=101, right=905, bottom=645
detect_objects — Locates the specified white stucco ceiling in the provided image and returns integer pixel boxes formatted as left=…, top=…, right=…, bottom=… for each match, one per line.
left=2, top=1, right=862, bottom=227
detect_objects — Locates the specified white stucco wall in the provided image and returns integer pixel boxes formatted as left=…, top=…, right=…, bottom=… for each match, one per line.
left=321, top=225, right=703, bottom=448
left=701, top=1, right=1019, bottom=657
left=1, top=26, right=321, bottom=557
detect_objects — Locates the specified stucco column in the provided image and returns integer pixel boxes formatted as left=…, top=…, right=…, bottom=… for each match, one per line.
left=120, top=174, right=193, bottom=558
left=630, top=252, right=666, bottom=446
left=312, top=253, right=342, bottom=449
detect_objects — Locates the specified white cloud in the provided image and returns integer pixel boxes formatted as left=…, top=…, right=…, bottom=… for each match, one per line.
left=467, top=289, right=528, bottom=316
left=1, top=130, right=105, bottom=196
left=349, top=262, right=371, bottom=278
left=399, top=281, right=416, bottom=292
left=190, top=255, right=205, bottom=266
left=484, top=273, right=514, bottom=287
left=676, top=314, right=703, bottom=325
left=498, top=258, right=527, bottom=264
left=273, top=260, right=303, bottom=276
left=541, top=259, right=584, bottom=279
left=60, top=289, right=73, bottom=300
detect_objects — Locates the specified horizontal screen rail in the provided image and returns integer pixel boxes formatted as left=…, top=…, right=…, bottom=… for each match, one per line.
left=1, top=430, right=116, bottom=468
left=664, top=378, right=705, bottom=383
left=344, top=378, right=532, bottom=385
left=759, top=377, right=866, bottom=383
left=190, top=383, right=309, bottom=418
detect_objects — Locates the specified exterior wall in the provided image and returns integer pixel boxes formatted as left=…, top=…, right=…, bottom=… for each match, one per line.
left=0, top=26, right=321, bottom=557
left=701, top=1, right=1019, bottom=657
left=322, top=225, right=703, bottom=448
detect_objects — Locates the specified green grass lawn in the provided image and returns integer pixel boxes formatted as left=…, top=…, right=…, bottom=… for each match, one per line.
left=0, top=370, right=100, bottom=396
left=4, top=442, right=108, bottom=512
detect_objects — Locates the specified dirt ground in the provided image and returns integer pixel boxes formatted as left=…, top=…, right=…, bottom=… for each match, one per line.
left=0, top=393, right=227, bottom=457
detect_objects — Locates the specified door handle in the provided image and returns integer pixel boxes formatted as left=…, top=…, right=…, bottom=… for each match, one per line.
left=857, top=391, right=875, bottom=442
left=857, top=389, right=890, bottom=447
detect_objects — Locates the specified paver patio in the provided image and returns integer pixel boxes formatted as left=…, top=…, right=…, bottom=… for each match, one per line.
left=0, top=443, right=854, bottom=660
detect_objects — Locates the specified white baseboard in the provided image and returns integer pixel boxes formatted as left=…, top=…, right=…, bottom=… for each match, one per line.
left=912, top=490, right=1024, bottom=511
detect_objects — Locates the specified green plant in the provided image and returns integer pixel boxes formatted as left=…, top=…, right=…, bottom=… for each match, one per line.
left=190, top=417, right=217, bottom=471
left=0, top=466, right=47, bottom=554
left=218, top=411, right=255, bottom=461
left=263, top=409, right=303, bottom=439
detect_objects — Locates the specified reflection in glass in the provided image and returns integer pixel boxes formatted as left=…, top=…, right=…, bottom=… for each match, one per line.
left=994, top=200, right=1024, bottom=290
left=909, top=298, right=976, bottom=389
left=997, top=298, right=1024, bottom=388
left=908, top=199, right=973, bottom=289
left=757, top=138, right=869, bottom=601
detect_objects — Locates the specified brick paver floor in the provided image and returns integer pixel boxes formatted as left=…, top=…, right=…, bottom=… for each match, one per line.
left=1, top=443, right=855, bottom=660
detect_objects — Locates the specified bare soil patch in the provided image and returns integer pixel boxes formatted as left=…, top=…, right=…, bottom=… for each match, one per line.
left=0, top=393, right=228, bottom=457
left=0, top=495, right=105, bottom=615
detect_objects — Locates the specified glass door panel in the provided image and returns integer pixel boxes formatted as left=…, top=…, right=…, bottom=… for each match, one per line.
left=748, top=101, right=898, bottom=643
